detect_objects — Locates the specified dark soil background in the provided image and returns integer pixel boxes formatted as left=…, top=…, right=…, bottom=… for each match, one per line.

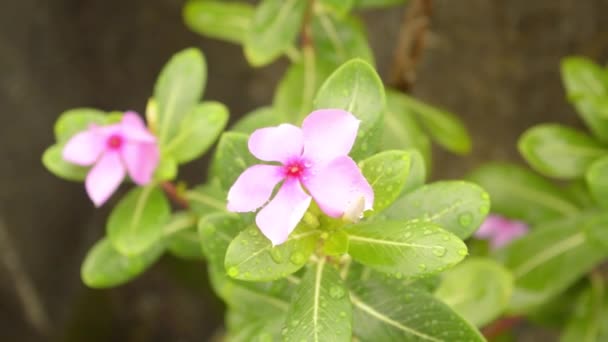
left=1, top=0, right=607, bottom=341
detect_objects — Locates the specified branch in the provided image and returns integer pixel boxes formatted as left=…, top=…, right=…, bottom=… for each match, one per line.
left=300, top=0, right=316, bottom=49
left=388, top=0, right=433, bottom=92
left=0, top=218, right=51, bottom=336
left=161, top=182, right=190, bottom=209
left=481, top=316, right=524, bottom=340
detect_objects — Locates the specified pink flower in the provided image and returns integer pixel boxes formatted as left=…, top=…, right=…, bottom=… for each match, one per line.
left=474, top=214, right=529, bottom=249
left=227, top=109, right=374, bottom=245
left=62, top=112, right=160, bottom=207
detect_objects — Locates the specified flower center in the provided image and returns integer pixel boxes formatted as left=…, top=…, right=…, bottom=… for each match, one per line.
left=283, top=159, right=309, bottom=179
left=107, top=134, right=124, bottom=150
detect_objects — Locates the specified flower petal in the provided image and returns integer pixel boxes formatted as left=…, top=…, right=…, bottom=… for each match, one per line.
left=255, top=179, right=312, bottom=246
left=474, top=215, right=505, bottom=239
left=227, top=165, right=284, bottom=212
left=492, top=222, right=528, bottom=249
left=248, top=124, right=303, bottom=163
left=121, top=142, right=160, bottom=185
left=302, top=109, right=360, bottom=164
left=121, top=111, right=156, bottom=143
left=304, top=156, right=373, bottom=218
left=85, top=151, right=125, bottom=207
left=62, top=129, right=104, bottom=166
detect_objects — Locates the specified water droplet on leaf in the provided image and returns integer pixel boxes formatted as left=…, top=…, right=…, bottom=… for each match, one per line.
left=269, top=248, right=283, bottom=263
left=227, top=267, right=239, bottom=277
left=458, top=212, right=473, bottom=227
left=432, top=246, right=446, bottom=257
left=329, top=285, right=345, bottom=299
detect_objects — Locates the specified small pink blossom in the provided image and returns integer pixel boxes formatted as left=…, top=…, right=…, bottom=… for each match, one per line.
left=227, top=109, right=374, bottom=245
left=474, top=214, right=529, bottom=249
left=62, top=112, right=160, bottom=207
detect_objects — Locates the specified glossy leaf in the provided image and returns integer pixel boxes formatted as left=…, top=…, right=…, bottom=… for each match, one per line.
left=153, top=156, right=177, bottom=181
left=586, top=155, right=608, bottom=208
left=54, top=108, right=106, bottom=142
left=383, top=89, right=431, bottom=164
left=312, top=14, right=374, bottom=67
left=107, top=185, right=171, bottom=256
left=183, top=1, right=253, bottom=44
left=164, top=212, right=201, bottom=260
left=359, top=150, right=411, bottom=214
left=154, top=48, right=206, bottom=144
left=435, top=258, right=513, bottom=327
left=164, top=101, right=229, bottom=163
left=81, top=238, right=164, bottom=288
left=226, top=309, right=285, bottom=342
left=401, top=148, right=427, bottom=194
left=518, top=124, right=606, bottom=179
left=284, top=261, right=352, bottom=341
left=244, top=0, right=306, bottom=67
left=42, top=144, right=89, bottom=181
left=468, top=163, right=579, bottom=224
left=383, top=181, right=490, bottom=239
left=224, top=225, right=319, bottom=281
left=396, top=93, right=470, bottom=155
left=347, top=220, right=468, bottom=278
left=231, top=106, right=282, bottom=134
left=210, top=132, right=258, bottom=191
left=185, top=180, right=227, bottom=216
left=496, top=212, right=608, bottom=313
left=314, top=59, right=385, bottom=160
left=318, top=0, right=354, bottom=16
left=198, top=212, right=247, bottom=270
left=322, top=229, right=349, bottom=256
left=351, top=278, right=485, bottom=341
left=561, top=56, right=608, bottom=142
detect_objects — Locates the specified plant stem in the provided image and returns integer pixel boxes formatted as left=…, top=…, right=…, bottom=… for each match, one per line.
left=301, top=0, right=316, bottom=49
left=161, top=181, right=190, bottom=209
left=388, top=0, right=433, bottom=92
left=481, top=316, right=524, bottom=340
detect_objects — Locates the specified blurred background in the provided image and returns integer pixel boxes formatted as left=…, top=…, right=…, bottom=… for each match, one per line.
left=2, top=0, right=608, bottom=340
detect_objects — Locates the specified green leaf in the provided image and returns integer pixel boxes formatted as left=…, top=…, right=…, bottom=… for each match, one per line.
left=224, top=225, right=319, bottom=281
left=346, top=220, right=468, bottom=278
left=317, top=0, right=354, bottom=16
left=153, top=156, right=177, bottom=181
left=284, top=260, right=352, bottom=341
left=185, top=180, right=227, bottom=216
left=396, top=93, right=471, bottom=155
left=561, top=276, right=608, bottom=342
left=272, top=58, right=332, bottom=124
left=231, top=106, right=282, bottom=134
left=154, top=48, right=206, bottom=144
left=496, top=212, right=608, bottom=313
left=226, top=309, right=286, bottom=342
left=383, top=89, right=432, bottom=164
left=198, top=212, right=247, bottom=270
left=244, top=0, right=307, bottom=67
left=401, top=148, right=427, bottom=194
left=354, top=0, right=407, bottom=8
left=42, top=144, right=89, bottom=181
left=561, top=56, right=608, bottom=142
left=81, top=238, right=164, bottom=288
left=107, top=185, right=171, bottom=256
left=314, top=59, right=386, bottom=160
left=54, top=108, right=106, bottom=142
left=359, top=150, right=411, bottom=214
left=586, top=155, right=608, bottom=208
left=322, top=230, right=349, bottom=256
left=164, top=212, right=201, bottom=260
left=183, top=1, right=253, bottom=44
left=351, top=278, right=485, bottom=341
left=382, top=181, right=490, bottom=239
left=164, top=101, right=229, bottom=163
left=435, top=258, right=513, bottom=327
left=210, top=132, right=258, bottom=191
left=518, top=124, right=606, bottom=179
left=468, top=163, right=579, bottom=225
left=312, top=14, right=374, bottom=67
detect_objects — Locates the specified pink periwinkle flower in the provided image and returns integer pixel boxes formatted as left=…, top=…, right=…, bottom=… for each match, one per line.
left=62, top=112, right=160, bottom=207
left=227, top=109, right=374, bottom=245
left=474, top=214, right=529, bottom=249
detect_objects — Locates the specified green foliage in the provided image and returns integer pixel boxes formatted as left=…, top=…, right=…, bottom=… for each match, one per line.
left=81, top=238, right=164, bottom=288
left=354, top=0, right=408, bottom=8
left=359, top=150, right=411, bottom=214
left=383, top=181, right=490, bottom=239
left=154, top=48, right=207, bottom=145
left=435, top=258, right=513, bottom=327
left=107, top=185, right=171, bottom=256
left=586, top=155, right=608, bottom=208
left=518, top=124, right=606, bottom=179
left=561, top=276, right=608, bottom=342
left=244, top=0, right=307, bottom=66
left=314, top=59, right=386, bottom=160
left=164, top=212, right=201, bottom=259
left=283, top=260, right=352, bottom=341
left=210, top=132, right=258, bottom=191
left=42, top=144, right=89, bottom=181
left=183, top=1, right=254, bottom=44
left=317, top=0, right=354, bottom=17
left=231, top=106, right=281, bottom=133
left=346, top=220, right=468, bottom=278
left=468, top=163, right=579, bottom=225
left=53, top=108, right=106, bottom=142
left=312, top=14, right=374, bottom=68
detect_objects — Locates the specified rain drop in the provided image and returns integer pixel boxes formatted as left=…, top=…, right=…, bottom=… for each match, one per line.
left=339, top=311, right=347, bottom=318
left=432, top=246, right=446, bottom=257
left=227, top=267, right=239, bottom=277
left=423, top=229, right=433, bottom=235
left=458, top=248, right=468, bottom=256
left=458, top=212, right=473, bottom=227
left=248, top=229, right=258, bottom=237
left=290, top=252, right=306, bottom=265
left=269, top=248, right=283, bottom=263
left=418, top=264, right=427, bottom=271
left=404, top=232, right=412, bottom=239
left=329, top=286, right=345, bottom=299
